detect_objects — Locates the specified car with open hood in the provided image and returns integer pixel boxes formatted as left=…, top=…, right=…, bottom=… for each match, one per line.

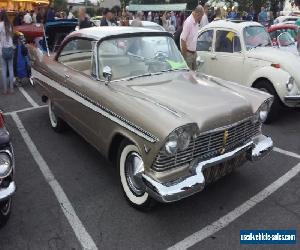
left=29, top=27, right=273, bottom=210
left=0, top=111, right=16, bottom=227
left=197, top=20, right=300, bottom=122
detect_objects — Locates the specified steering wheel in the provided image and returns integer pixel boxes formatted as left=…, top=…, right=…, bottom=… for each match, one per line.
left=154, top=51, right=169, bottom=62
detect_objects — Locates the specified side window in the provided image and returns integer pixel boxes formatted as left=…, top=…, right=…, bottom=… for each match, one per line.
left=215, top=30, right=241, bottom=53
left=197, top=30, right=213, bottom=52
left=58, top=39, right=93, bottom=76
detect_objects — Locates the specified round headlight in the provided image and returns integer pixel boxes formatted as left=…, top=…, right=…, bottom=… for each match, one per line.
left=287, top=77, right=295, bottom=92
left=178, top=131, right=191, bottom=151
left=0, top=152, right=12, bottom=178
left=256, top=98, right=273, bottom=123
left=164, top=133, right=178, bottom=155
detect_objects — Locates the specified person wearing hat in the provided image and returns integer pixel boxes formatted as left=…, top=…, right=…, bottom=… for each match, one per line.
left=180, top=5, right=204, bottom=70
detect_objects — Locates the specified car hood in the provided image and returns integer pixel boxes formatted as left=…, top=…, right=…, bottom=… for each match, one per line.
left=115, top=71, right=255, bottom=132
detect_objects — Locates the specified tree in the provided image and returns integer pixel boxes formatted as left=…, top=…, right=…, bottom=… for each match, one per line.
left=54, top=0, right=68, bottom=12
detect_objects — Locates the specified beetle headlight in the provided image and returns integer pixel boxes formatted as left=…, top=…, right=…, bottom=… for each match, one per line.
left=0, top=152, right=12, bottom=178
left=286, top=77, right=295, bottom=92
left=164, top=124, right=198, bottom=156
left=253, top=98, right=273, bottom=124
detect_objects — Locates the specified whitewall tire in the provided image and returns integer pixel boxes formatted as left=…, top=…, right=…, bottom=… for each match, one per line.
left=48, top=100, right=67, bottom=132
left=118, top=140, right=155, bottom=210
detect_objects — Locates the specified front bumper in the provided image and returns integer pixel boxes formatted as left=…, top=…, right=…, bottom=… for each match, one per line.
left=141, top=134, right=273, bottom=203
left=284, top=95, right=300, bottom=106
left=0, top=145, right=16, bottom=202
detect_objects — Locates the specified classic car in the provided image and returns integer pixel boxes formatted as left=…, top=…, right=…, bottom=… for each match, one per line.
left=0, top=111, right=16, bottom=227
left=29, top=27, right=273, bottom=210
left=197, top=20, right=300, bottom=123
left=268, top=23, right=298, bottom=42
left=273, top=15, right=299, bottom=25
left=13, top=23, right=44, bottom=43
left=275, top=32, right=299, bottom=55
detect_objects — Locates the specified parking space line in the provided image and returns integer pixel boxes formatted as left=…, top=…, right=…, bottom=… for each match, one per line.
left=167, top=161, right=300, bottom=250
left=274, top=147, right=300, bottom=159
left=10, top=113, right=98, bottom=250
left=4, top=105, right=47, bottom=116
left=18, top=87, right=39, bottom=108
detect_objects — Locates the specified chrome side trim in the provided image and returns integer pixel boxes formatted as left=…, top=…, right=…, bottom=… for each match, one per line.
left=0, top=181, right=16, bottom=202
left=32, top=69, right=159, bottom=143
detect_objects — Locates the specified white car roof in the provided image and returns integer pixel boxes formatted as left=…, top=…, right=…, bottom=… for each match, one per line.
left=200, top=20, right=263, bottom=33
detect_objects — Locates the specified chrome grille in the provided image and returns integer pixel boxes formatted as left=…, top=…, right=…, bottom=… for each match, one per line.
left=152, top=119, right=261, bottom=171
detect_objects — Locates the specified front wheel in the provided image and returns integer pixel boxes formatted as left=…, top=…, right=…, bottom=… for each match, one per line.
left=254, top=80, right=282, bottom=123
left=0, top=198, right=12, bottom=228
left=118, top=140, right=155, bottom=211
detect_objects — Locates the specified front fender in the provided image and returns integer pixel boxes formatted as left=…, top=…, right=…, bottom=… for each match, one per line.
left=247, top=66, right=290, bottom=103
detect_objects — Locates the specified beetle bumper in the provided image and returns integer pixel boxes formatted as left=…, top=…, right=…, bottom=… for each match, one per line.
left=284, top=95, right=300, bottom=106
left=141, top=134, right=273, bottom=203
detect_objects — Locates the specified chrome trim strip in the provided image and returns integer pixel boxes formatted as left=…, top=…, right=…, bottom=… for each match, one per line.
left=0, top=181, right=16, bottom=202
left=32, top=69, right=159, bottom=143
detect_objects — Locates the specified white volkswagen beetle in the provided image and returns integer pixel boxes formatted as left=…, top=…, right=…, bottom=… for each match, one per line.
left=197, top=20, right=300, bottom=122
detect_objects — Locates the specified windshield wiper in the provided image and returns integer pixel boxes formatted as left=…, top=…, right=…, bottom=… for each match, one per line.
left=251, top=42, right=269, bottom=50
left=127, top=73, right=152, bottom=81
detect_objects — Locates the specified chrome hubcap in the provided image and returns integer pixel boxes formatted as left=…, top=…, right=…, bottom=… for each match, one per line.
left=125, top=152, right=144, bottom=196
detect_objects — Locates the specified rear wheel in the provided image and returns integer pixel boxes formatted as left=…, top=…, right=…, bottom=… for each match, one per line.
left=0, top=198, right=12, bottom=228
left=48, top=100, right=67, bottom=132
left=118, top=140, right=155, bottom=211
left=254, top=80, right=282, bottom=123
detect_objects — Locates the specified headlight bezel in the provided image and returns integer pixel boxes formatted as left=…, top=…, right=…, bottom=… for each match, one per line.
left=163, top=124, right=198, bottom=157
left=253, top=97, right=274, bottom=124
left=0, top=151, right=13, bottom=179
left=286, top=76, right=295, bottom=93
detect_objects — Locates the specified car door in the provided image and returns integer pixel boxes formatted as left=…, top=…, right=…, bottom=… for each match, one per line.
left=209, top=29, right=245, bottom=84
left=196, top=29, right=214, bottom=75
left=56, top=38, right=106, bottom=148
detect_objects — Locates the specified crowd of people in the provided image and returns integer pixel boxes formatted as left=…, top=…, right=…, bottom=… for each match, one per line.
left=0, top=2, right=298, bottom=95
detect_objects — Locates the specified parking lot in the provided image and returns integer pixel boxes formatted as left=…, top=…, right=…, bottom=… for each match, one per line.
left=0, top=84, right=299, bottom=250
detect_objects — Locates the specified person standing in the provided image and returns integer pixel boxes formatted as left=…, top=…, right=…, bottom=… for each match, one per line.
left=131, top=11, right=143, bottom=27
left=258, top=7, right=268, bottom=26
left=0, top=11, right=14, bottom=94
left=199, top=3, right=209, bottom=29
left=78, top=7, right=91, bottom=29
left=23, top=11, right=32, bottom=24
left=180, top=5, right=204, bottom=71
left=101, top=9, right=117, bottom=26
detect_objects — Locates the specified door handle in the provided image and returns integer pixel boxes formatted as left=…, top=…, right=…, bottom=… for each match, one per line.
left=64, top=74, right=70, bottom=79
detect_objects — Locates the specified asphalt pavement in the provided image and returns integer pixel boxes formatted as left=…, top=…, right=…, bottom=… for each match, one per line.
left=0, top=83, right=299, bottom=250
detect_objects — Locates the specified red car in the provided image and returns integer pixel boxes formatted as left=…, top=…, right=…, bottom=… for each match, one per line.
left=268, top=23, right=298, bottom=43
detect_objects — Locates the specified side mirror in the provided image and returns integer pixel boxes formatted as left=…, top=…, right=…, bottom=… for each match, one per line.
left=103, top=66, right=112, bottom=85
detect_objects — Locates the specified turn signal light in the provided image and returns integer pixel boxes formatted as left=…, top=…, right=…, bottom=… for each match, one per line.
left=0, top=113, right=4, bottom=128
left=271, top=63, right=280, bottom=69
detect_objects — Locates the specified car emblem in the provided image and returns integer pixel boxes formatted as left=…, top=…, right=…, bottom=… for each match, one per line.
left=220, top=130, right=229, bottom=155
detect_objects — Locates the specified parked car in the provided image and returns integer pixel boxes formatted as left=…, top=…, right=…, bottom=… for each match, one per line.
left=29, top=27, right=273, bottom=210
left=197, top=20, right=300, bottom=122
left=0, top=111, right=16, bottom=227
left=274, top=15, right=299, bottom=25
left=268, top=23, right=298, bottom=42
left=276, top=32, right=299, bottom=55
left=91, top=16, right=102, bottom=27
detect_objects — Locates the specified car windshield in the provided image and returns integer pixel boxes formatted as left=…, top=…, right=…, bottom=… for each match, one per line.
left=98, top=36, right=188, bottom=81
left=243, top=26, right=272, bottom=50
left=277, top=32, right=295, bottom=46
